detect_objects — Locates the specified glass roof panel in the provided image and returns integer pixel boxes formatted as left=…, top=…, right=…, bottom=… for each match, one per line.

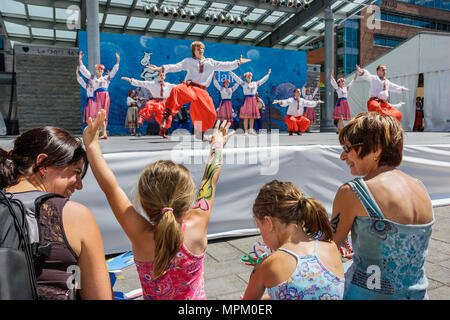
left=27, top=5, right=53, bottom=19
left=127, top=17, right=149, bottom=28
left=149, top=19, right=170, bottom=30
left=227, top=28, right=246, bottom=38
left=208, top=26, right=228, bottom=36
left=111, top=0, right=134, bottom=6
left=244, top=30, right=263, bottom=40
left=55, top=30, right=77, bottom=39
left=0, top=0, right=26, bottom=15
left=189, top=23, right=210, bottom=34
left=3, top=21, right=29, bottom=35
left=105, top=14, right=128, bottom=26
left=31, top=27, right=54, bottom=37
left=169, top=21, right=191, bottom=32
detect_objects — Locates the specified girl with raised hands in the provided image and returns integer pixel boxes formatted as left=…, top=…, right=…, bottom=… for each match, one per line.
left=83, top=110, right=234, bottom=300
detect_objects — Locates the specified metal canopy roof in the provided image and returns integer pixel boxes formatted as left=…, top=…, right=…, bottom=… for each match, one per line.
left=0, top=0, right=375, bottom=51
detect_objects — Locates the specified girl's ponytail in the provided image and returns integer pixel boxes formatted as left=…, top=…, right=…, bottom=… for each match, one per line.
left=299, top=197, right=333, bottom=242
left=153, top=208, right=184, bottom=278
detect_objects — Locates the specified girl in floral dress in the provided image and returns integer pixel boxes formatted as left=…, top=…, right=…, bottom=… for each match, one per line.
left=242, top=180, right=345, bottom=300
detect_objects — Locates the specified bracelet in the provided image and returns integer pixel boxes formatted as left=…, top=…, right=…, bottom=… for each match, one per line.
left=211, top=141, right=223, bottom=150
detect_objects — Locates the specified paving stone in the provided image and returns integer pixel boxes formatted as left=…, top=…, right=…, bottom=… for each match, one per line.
left=204, top=275, right=248, bottom=299
left=428, top=285, right=450, bottom=300
left=206, top=241, right=249, bottom=262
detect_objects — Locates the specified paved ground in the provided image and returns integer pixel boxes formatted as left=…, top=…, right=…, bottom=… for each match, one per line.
left=113, top=204, right=450, bottom=300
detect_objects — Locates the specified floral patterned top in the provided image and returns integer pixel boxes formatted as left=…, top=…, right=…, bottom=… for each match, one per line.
left=134, top=224, right=206, bottom=300
left=344, top=178, right=434, bottom=300
left=267, top=239, right=345, bottom=300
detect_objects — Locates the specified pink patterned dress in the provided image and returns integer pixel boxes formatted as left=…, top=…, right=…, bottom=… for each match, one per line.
left=134, top=227, right=206, bottom=300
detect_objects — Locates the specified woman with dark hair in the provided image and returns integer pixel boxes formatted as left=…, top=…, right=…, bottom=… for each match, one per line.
left=331, top=112, right=434, bottom=300
left=0, top=127, right=112, bottom=300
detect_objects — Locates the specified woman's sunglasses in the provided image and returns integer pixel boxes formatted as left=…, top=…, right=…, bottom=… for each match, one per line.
left=342, top=143, right=363, bottom=153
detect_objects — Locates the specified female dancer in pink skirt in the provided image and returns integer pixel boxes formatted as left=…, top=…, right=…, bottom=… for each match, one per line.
left=230, top=69, right=271, bottom=135
left=330, top=71, right=357, bottom=134
left=213, top=73, right=239, bottom=125
left=79, top=51, right=120, bottom=139
left=301, top=82, right=319, bottom=132
left=76, top=66, right=96, bottom=124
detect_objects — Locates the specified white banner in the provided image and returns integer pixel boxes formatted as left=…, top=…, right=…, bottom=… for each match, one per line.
left=71, top=142, right=450, bottom=254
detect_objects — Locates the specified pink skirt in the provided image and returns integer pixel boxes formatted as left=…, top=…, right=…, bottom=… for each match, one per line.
left=239, top=96, right=260, bottom=119
left=303, top=107, right=315, bottom=122
left=332, top=98, right=351, bottom=120
left=95, top=91, right=111, bottom=118
left=83, top=98, right=97, bottom=123
left=217, top=100, right=234, bottom=122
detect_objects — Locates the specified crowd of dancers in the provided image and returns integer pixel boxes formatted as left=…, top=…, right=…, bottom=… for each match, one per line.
left=77, top=41, right=409, bottom=140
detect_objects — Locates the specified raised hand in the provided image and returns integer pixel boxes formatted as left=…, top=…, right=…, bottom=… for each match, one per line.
left=79, top=51, right=84, bottom=64
left=116, top=52, right=120, bottom=64
left=272, top=100, right=281, bottom=105
left=83, top=109, right=107, bottom=148
left=121, top=76, right=131, bottom=83
left=239, top=54, right=251, bottom=65
left=210, top=120, right=235, bottom=148
left=317, top=100, right=324, bottom=104
left=268, top=69, right=271, bottom=75
left=146, top=64, right=162, bottom=72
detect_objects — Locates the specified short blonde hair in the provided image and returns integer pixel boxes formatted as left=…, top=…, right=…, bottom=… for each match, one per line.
left=135, top=160, right=196, bottom=278
left=339, top=112, right=404, bottom=167
left=191, top=41, right=205, bottom=57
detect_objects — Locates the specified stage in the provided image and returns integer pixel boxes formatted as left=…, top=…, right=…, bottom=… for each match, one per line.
left=1, top=131, right=450, bottom=254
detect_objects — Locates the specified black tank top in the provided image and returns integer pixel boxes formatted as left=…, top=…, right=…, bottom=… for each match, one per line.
left=36, top=197, right=79, bottom=300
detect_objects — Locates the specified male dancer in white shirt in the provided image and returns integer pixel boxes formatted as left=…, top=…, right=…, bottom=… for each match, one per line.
left=121, top=72, right=176, bottom=138
left=273, top=88, right=324, bottom=135
left=356, top=64, right=408, bottom=121
left=146, top=41, right=251, bottom=140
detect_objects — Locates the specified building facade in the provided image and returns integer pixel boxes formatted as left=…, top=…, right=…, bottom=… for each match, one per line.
left=306, top=0, right=450, bottom=79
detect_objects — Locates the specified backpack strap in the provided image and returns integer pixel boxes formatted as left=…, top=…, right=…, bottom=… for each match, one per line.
left=12, top=191, right=65, bottom=258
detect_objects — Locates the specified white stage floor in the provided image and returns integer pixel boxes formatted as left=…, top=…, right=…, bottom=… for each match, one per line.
left=1, top=131, right=449, bottom=254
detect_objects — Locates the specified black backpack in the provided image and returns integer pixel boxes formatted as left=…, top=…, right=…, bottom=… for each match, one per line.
left=0, top=189, right=64, bottom=300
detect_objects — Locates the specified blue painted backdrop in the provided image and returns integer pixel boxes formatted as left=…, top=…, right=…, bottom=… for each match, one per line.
left=78, top=31, right=307, bottom=135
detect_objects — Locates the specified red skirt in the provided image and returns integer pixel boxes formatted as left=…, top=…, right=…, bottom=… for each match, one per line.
left=83, top=98, right=97, bottom=123
left=217, top=100, right=233, bottom=123
left=367, top=98, right=402, bottom=122
left=332, top=98, right=352, bottom=120
left=284, top=115, right=310, bottom=133
left=95, top=91, right=110, bottom=118
left=303, top=107, right=315, bottom=122
left=239, top=96, right=260, bottom=119
left=414, top=110, right=423, bottom=128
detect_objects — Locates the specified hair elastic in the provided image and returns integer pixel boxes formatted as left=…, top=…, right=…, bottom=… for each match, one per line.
left=162, top=207, right=173, bottom=214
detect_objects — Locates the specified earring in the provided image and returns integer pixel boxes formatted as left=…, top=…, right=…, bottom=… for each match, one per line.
left=373, top=157, right=378, bottom=161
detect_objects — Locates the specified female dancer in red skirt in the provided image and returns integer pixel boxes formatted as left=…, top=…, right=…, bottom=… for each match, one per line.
left=213, top=73, right=239, bottom=125
left=76, top=66, right=96, bottom=124
left=146, top=41, right=251, bottom=140
left=121, top=72, right=176, bottom=138
left=230, top=69, right=271, bottom=136
left=273, top=88, right=323, bottom=135
left=79, top=51, right=120, bottom=139
left=330, top=71, right=358, bottom=134
left=356, top=64, right=409, bottom=122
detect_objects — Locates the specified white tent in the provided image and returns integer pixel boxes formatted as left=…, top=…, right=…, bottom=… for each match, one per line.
left=344, top=32, right=450, bottom=131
